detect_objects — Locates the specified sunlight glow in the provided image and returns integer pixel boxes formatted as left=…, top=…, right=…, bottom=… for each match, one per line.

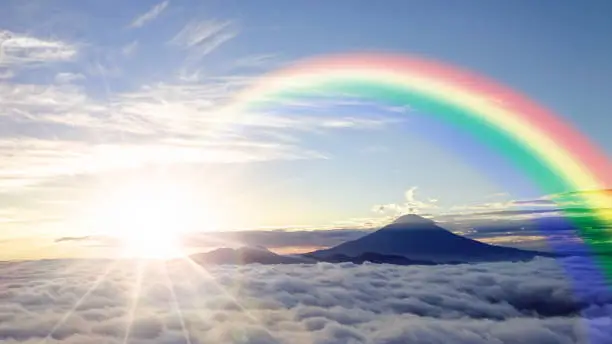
left=92, top=180, right=219, bottom=259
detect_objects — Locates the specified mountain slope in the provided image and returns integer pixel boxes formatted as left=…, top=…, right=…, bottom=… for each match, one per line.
left=310, top=214, right=555, bottom=263
left=189, top=246, right=310, bottom=265
left=301, top=252, right=438, bottom=265
left=187, top=246, right=439, bottom=266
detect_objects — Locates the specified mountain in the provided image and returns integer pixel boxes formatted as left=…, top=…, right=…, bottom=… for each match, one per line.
left=186, top=245, right=439, bottom=266
left=189, top=246, right=310, bottom=265
left=309, top=214, right=557, bottom=263
left=185, top=214, right=559, bottom=266
left=301, top=252, right=438, bottom=265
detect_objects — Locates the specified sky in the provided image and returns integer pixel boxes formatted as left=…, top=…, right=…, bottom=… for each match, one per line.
left=0, top=0, right=611, bottom=259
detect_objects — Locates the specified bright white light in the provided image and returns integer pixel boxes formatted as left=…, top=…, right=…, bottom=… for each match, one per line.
left=91, top=180, right=219, bottom=259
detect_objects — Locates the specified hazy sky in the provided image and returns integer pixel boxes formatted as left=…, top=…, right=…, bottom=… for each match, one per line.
left=0, top=0, right=610, bottom=258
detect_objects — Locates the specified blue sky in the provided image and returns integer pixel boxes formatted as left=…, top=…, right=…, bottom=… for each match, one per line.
left=0, top=0, right=610, bottom=258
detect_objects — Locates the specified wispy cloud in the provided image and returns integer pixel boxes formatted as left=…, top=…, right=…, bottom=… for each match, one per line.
left=455, top=189, right=612, bottom=213
left=450, top=201, right=519, bottom=213
left=0, top=137, right=328, bottom=192
left=511, top=199, right=557, bottom=207
left=233, top=53, right=279, bottom=69
left=121, top=40, right=139, bottom=57
left=0, top=83, right=106, bottom=129
left=109, top=81, right=402, bottom=136
left=128, top=1, right=169, bottom=28
left=427, top=189, right=612, bottom=229
left=54, top=72, right=85, bottom=84
left=169, top=20, right=238, bottom=61
left=0, top=75, right=402, bottom=192
left=0, top=30, right=77, bottom=67
left=177, top=68, right=202, bottom=83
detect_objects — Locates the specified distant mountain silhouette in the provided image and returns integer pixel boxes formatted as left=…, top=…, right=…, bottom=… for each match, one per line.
left=187, top=245, right=439, bottom=266
left=309, top=214, right=558, bottom=263
left=189, top=246, right=309, bottom=265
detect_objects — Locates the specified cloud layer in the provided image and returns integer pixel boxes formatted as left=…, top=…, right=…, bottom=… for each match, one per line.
left=0, top=257, right=610, bottom=343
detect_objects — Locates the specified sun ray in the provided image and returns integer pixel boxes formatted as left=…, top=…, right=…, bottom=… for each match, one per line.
left=39, top=259, right=119, bottom=344
left=181, top=257, right=254, bottom=318
left=162, top=260, right=219, bottom=335
left=163, top=263, right=192, bottom=344
left=122, top=259, right=146, bottom=344
left=178, top=255, right=276, bottom=336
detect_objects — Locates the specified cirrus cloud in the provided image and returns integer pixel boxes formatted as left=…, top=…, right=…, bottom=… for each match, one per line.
left=128, top=1, right=170, bottom=29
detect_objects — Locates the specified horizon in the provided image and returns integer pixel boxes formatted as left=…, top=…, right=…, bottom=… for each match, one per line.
left=15, top=209, right=609, bottom=262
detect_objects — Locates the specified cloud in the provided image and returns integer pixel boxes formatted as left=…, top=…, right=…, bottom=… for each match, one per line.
left=55, top=72, right=85, bottom=84
left=476, top=189, right=612, bottom=212
left=445, top=191, right=594, bottom=218
left=128, top=1, right=169, bottom=28
left=0, top=76, right=403, bottom=192
left=0, top=257, right=609, bottom=343
left=177, top=68, right=202, bottom=83
left=438, top=189, right=612, bottom=221
left=0, top=30, right=77, bottom=68
left=550, top=189, right=612, bottom=209
left=233, top=54, right=280, bottom=69
left=0, top=68, right=14, bottom=79
left=54, top=236, right=91, bottom=243
left=445, top=190, right=612, bottom=222
left=443, top=208, right=564, bottom=221
left=169, top=20, right=239, bottom=61
left=0, top=137, right=330, bottom=191
left=510, top=199, right=557, bottom=206
left=373, top=186, right=438, bottom=215
left=121, top=41, right=138, bottom=57
left=554, top=189, right=612, bottom=198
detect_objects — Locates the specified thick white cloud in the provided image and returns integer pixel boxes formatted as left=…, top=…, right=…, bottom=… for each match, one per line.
left=0, top=257, right=610, bottom=343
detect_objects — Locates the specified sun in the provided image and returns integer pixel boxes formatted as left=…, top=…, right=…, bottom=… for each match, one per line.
left=92, top=180, right=217, bottom=259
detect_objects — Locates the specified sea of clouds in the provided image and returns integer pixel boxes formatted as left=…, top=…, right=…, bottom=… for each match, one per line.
left=0, top=257, right=611, bottom=344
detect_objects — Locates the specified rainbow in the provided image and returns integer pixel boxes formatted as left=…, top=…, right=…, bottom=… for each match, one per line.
left=225, top=53, right=612, bottom=274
